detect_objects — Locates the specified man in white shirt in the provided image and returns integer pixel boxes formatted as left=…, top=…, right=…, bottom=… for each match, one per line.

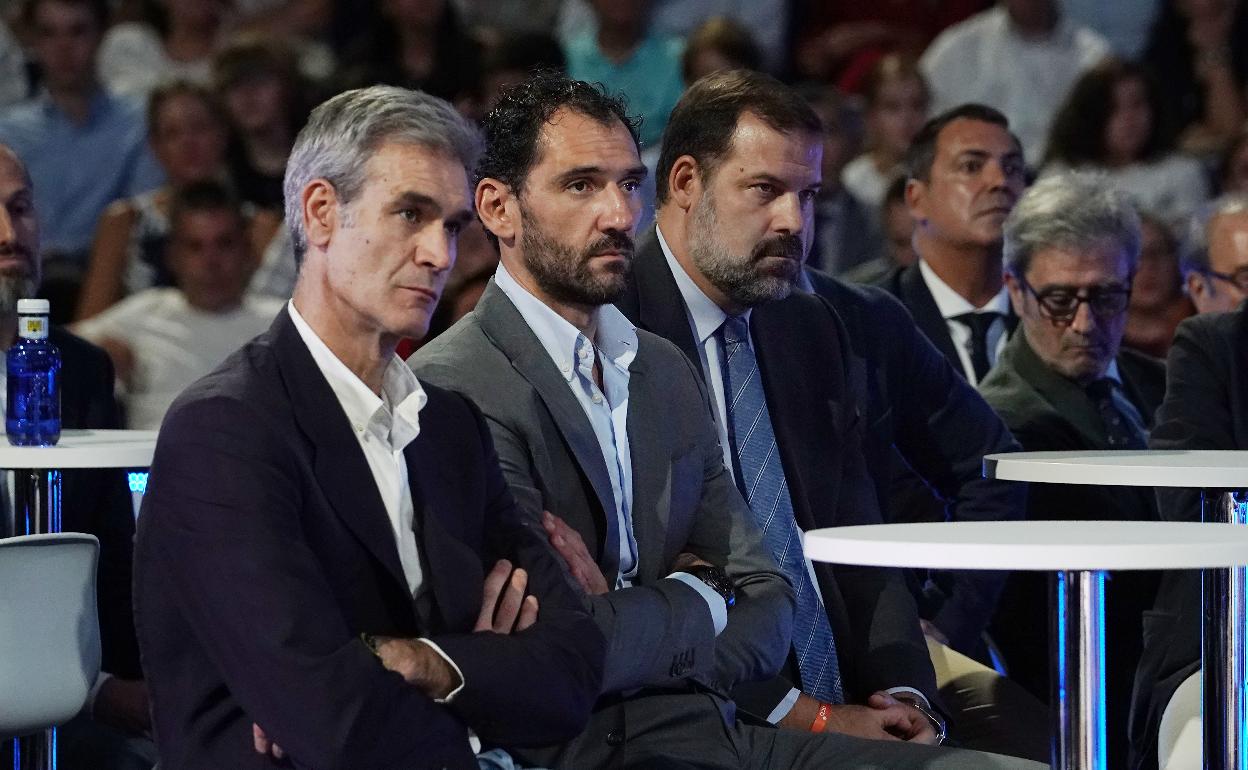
left=133, top=85, right=605, bottom=769
left=74, top=181, right=283, bottom=429
left=920, top=0, right=1110, bottom=164
left=1182, top=193, right=1248, bottom=314
left=876, top=103, right=1028, bottom=386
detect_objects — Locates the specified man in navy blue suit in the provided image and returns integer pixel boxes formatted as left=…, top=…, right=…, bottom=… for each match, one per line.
left=133, top=86, right=604, bottom=769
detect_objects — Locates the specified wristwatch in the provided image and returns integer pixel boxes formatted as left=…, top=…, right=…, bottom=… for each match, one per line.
left=682, top=565, right=736, bottom=609
left=898, top=696, right=947, bottom=745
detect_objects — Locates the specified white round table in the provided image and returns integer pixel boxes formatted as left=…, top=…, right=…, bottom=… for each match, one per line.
left=806, top=519, right=1248, bottom=770
left=0, top=429, right=157, bottom=770
left=982, top=450, right=1248, bottom=770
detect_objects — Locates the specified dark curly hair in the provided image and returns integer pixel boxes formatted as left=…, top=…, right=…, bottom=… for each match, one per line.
left=1044, top=59, right=1169, bottom=168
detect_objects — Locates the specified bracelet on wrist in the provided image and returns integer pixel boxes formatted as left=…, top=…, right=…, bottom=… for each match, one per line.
left=809, top=701, right=831, bottom=733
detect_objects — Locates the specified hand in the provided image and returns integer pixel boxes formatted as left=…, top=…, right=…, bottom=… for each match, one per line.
left=919, top=619, right=951, bottom=647
left=96, top=336, right=136, bottom=390
left=475, top=559, right=539, bottom=634
left=93, top=677, right=151, bottom=734
left=542, top=511, right=609, bottom=595
left=371, top=638, right=461, bottom=700
left=866, top=692, right=939, bottom=744
left=252, top=723, right=285, bottom=761
left=670, top=551, right=713, bottom=572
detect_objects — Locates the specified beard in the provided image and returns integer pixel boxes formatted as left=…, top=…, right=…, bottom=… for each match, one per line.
left=520, top=203, right=634, bottom=307
left=687, top=192, right=801, bottom=308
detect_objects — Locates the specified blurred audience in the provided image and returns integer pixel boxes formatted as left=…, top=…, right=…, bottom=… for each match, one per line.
left=843, top=176, right=918, bottom=284
left=0, top=15, right=30, bottom=106
left=1124, top=211, right=1195, bottom=357
left=1062, top=0, right=1162, bottom=59
left=842, top=53, right=929, bottom=216
left=1043, top=59, right=1210, bottom=227
left=1182, top=193, right=1248, bottom=314
left=74, top=180, right=282, bottom=429
left=1218, top=128, right=1248, bottom=194
left=477, top=31, right=565, bottom=117
left=921, top=0, right=1110, bottom=165
left=97, top=0, right=225, bottom=101
left=1143, top=0, right=1248, bottom=154
left=681, top=16, right=761, bottom=84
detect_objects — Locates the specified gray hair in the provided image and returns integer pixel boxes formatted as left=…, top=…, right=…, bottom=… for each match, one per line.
left=1180, top=193, right=1248, bottom=275
left=282, top=85, right=483, bottom=262
left=1003, top=171, right=1141, bottom=278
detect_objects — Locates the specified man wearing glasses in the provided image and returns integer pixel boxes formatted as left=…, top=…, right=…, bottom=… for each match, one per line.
left=978, top=171, right=1165, bottom=768
left=1182, top=194, right=1248, bottom=315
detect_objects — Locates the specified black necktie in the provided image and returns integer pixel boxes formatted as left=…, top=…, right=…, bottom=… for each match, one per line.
left=953, top=312, right=1000, bottom=382
left=1085, top=378, right=1147, bottom=450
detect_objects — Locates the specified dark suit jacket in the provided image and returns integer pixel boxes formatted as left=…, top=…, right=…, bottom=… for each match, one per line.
left=804, top=268, right=1025, bottom=652
left=412, top=282, right=795, bottom=768
left=979, top=330, right=1165, bottom=768
left=1128, top=305, right=1248, bottom=770
left=134, top=308, right=604, bottom=770
left=615, top=231, right=937, bottom=718
left=52, top=327, right=141, bottom=680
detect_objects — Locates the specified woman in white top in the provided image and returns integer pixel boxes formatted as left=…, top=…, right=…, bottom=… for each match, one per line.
left=840, top=53, right=930, bottom=213
left=1042, top=59, right=1211, bottom=228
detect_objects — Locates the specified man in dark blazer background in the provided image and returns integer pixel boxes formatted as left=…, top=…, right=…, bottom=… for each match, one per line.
left=979, top=171, right=1166, bottom=767
left=134, top=86, right=604, bottom=769
left=1128, top=302, right=1248, bottom=769
left=0, top=142, right=152, bottom=770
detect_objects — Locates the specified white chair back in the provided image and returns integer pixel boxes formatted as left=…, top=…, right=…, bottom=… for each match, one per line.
left=0, top=533, right=101, bottom=739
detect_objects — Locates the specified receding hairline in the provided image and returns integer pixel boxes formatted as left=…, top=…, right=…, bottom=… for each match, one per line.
left=691, top=109, right=822, bottom=176
left=0, top=146, right=32, bottom=188
left=933, top=116, right=1022, bottom=157
left=510, top=106, right=643, bottom=191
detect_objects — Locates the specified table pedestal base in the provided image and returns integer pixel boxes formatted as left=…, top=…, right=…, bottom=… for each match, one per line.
left=1051, top=569, right=1107, bottom=770
left=2, top=730, right=53, bottom=770
left=1203, top=489, right=1248, bottom=770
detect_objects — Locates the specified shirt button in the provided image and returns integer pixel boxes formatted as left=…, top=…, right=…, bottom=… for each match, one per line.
left=605, top=730, right=624, bottom=746
left=592, top=394, right=603, bottom=404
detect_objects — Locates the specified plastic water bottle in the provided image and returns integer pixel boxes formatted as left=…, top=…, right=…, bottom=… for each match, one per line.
left=6, top=298, right=61, bottom=446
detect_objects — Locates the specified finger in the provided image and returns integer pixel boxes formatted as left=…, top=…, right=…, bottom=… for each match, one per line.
left=253, top=724, right=269, bottom=755
left=866, top=692, right=897, bottom=709
left=493, top=568, right=528, bottom=633
left=272, top=742, right=286, bottom=759
left=516, top=594, right=539, bottom=631
left=475, top=560, right=512, bottom=631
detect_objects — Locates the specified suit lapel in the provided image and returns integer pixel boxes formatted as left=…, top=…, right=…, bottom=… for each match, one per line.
left=1004, top=332, right=1110, bottom=449
left=474, top=283, right=622, bottom=581
left=898, top=264, right=965, bottom=375
left=620, top=351, right=671, bottom=582
left=272, top=309, right=411, bottom=596
left=620, top=229, right=706, bottom=379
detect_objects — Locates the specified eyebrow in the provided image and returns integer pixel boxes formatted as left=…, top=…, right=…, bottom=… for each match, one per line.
left=393, top=190, right=474, bottom=226
left=745, top=172, right=822, bottom=191
left=554, top=165, right=650, bottom=184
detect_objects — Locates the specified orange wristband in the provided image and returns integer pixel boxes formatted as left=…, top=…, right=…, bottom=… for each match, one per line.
left=809, top=702, right=830, bottom=733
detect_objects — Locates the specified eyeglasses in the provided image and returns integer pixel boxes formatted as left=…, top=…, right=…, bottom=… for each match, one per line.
left=1203, top=267, right=1248, bottom=293
left=1018, top=277, right=1132, bottom=325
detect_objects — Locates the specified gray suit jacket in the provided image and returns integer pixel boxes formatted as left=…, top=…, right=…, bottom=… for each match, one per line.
left=411, top=282, right=795, bottom=766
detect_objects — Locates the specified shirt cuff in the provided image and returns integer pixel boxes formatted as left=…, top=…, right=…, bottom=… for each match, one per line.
left=765, top=687, right=802, bottom=724
left=666, top=572, right=728, bottom=635
left=415, top=638, right=465, bottom=703
left=86, top=671, right=114, bottom=717
left=885, top=686, right=930, bottom=708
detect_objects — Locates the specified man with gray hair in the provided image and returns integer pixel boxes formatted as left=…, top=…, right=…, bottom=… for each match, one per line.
left=1182, top=194, right=1248, bottom=314
left=133, top=86, right=605, bottom=769
left=979, top=171, right=1165, bottom=767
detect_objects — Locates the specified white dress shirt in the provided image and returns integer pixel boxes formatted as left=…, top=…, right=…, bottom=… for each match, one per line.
left=918, top=259, right=1012, bottom=386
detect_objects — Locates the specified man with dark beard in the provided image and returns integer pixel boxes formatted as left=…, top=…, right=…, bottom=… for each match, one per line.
left=413, top=73, right=1042, bottom=768
left=0, top=143, right=153, bottom=770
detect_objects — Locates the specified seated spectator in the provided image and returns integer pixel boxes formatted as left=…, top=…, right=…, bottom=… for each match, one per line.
left=681, top=16, right=762, bottom=84
left=477, top=31, right=566, bottom=118
left=1218, top=129, right=1248, bottom=194
left=74, top=181, right=282, bottom=429
left=97, top=0, right=225, bottom=102
left=212, top=36, right=306, bottom=213
left=842, top=176, right=917, bottom=284
left=1181, top=193, right=1248, bottom=314
left=1043, top=59, right=1209, bottom=227
left=842, top=53, right=929, bottom=215
left=0, top=16, right=30, bottom=107
left=980, top=171, right=1165, bottom=767
left=1062, top=0, right=1161, bottom=60
left=802, top=84, right=880, bottom=275
left=1129, top=303, right=1248, bottom=769
left=920, top=0, right=1110, bottom=165
left=76, top=81, right=277, bottom=320
left=563, top=0, right=684, bottom=151
left=1143, top=0, right=1248, bottom=154
left=0, top=0, right=163, bottom=285
left=1124, top=211, right=1194, bottom=357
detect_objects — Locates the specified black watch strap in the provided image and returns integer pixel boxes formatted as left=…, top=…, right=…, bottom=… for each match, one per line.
left=682, top=564, right=736, bottom=608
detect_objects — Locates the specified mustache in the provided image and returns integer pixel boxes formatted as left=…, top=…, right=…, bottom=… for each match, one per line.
left=584, top=232, right=635, bottom=259
left=752, top=234, right=802, bottom=262
left=0, top=244, right=33, bottom=264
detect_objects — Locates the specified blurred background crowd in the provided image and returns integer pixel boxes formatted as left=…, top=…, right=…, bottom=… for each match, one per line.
left=0, top=0, right=1245, bottom=431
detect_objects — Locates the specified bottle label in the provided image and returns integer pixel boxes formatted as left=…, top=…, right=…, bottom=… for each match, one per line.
left=18, top=315, right=47, bottom=340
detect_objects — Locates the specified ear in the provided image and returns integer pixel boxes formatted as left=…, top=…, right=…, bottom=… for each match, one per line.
left=302, top=179, right=339, bottom=252
left=904, top=178, right=927, bottom=223
left=667, top=155, right=702, bottom=212
left=1003, top=271, right=1026, bottom=316
left=476, top=177, right=517, bottom=248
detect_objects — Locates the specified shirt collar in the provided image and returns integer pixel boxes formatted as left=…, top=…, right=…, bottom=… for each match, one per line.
left=918, top=259, right=1011, bottom=319
left=287, top=300, right=426, bottom=450
left=1104, top=359, right=1122, bottom=385
left=492, top=262, right=638, bottom=382
left=656, top=225, right=752, bottom=343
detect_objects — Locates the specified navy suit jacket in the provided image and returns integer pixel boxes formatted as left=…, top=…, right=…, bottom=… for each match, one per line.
left=134, top=308, right=604, bottom=770
left=616, top=231, right=937, bottom=717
